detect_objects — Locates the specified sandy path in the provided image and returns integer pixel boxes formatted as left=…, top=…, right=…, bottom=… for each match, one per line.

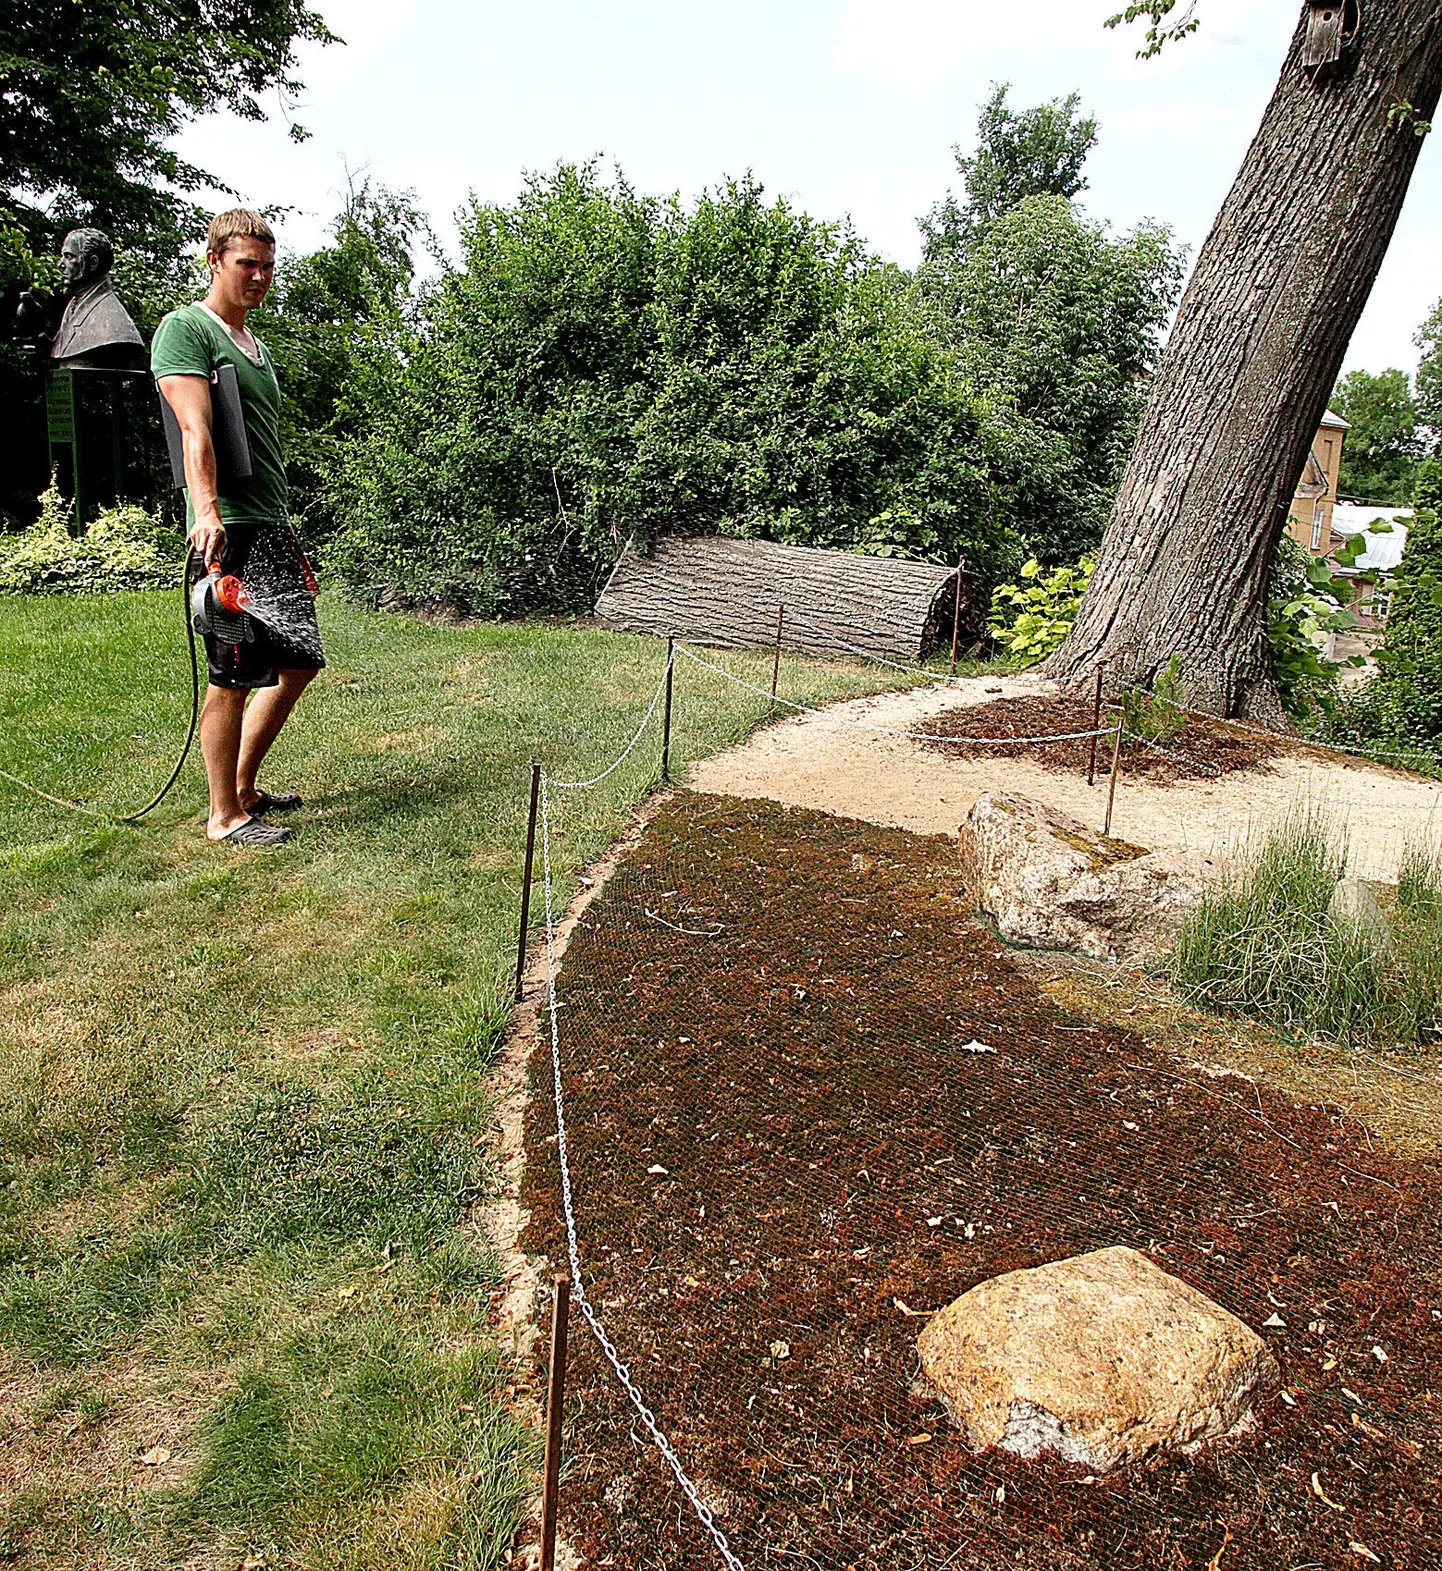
left=689, top=672, right=1442, bottom=881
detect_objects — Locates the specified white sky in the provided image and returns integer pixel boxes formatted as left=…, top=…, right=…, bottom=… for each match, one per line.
left=175, top=0, right=1441, bottom=376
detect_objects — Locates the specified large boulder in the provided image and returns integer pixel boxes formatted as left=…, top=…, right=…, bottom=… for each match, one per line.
left=917, top=1246, right=1279, bottom=1473
left=959, top=791, right=1206, bottom=962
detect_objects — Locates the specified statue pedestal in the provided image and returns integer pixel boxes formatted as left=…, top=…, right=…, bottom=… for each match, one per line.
left=45, top=365, right=150, bottom=528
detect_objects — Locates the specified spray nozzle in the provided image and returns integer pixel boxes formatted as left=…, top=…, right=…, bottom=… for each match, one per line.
left=207, top=564, right=251, bottom=616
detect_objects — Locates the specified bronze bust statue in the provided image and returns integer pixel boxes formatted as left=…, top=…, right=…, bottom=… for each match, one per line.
left=48, top=228, right=145, bottom=367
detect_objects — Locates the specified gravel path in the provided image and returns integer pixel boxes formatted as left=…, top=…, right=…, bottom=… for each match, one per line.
left=689, top=671, right=1442, bottom=881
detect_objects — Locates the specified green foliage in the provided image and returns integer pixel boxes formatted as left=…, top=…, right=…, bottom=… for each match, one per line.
left=988, top=555, right=1093, bottom=663
left=1120, top=654, right=1186, bottom=742
left=920, top=192, right=1182, bottom=562
left=325, top=163, right=1009, bottom=616
left=1170, top=813, right=1442, bottom=1048
left=254, top=181, right=431, bottom=538
left=920, top=83, right=1099, bottom=259
left=1106, top=2, right=1201, bottom=58
left=0, top=485, right=182, bottom=593
left=1326, top=507, right=1442, bottom=749
left=1413, top=296, right=1442, bottom=456
left=1330, top=367, right=1420, bottom=503
left=1267, top=533, right=1361, bottom=718
left=1, top=0, right=334, bottom=245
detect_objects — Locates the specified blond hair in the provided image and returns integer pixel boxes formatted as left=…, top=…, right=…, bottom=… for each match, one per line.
left=206, top=208, right=275, bottom=258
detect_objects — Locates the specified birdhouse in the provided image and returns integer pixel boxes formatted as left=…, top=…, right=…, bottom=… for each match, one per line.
left=1302, top=1, right=1345, bottom=69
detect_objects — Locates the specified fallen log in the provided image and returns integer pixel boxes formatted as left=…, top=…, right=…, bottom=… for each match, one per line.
left=595, top=535, right=973, bottom=663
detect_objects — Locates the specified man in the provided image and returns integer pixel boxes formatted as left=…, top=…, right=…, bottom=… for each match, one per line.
left=153, top=209, right=324, bottom=847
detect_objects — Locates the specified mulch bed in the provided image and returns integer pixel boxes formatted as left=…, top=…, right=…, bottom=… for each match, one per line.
left=915, top=694, right=1279, bottom=783
left=520, top=793, right=1441, bottom=1570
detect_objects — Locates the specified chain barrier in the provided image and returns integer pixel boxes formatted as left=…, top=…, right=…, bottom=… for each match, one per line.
left=548, top=654, right=674, bottom=791
left=538, top=771, right=748, bottom=1569
left=674, top=643, right=1110, bottom=748
left=527, top=638, right=1435, bottom=1565
left=1121, top=682, right=1442, bottom=771
left=1117, top=727, right=1222, bottom=779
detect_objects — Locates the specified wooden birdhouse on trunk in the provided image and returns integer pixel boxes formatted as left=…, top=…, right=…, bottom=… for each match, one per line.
left=1302, top=1, right=1349, bottom=69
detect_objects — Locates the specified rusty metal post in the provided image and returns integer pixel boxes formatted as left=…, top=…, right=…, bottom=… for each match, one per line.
left=514, top=764, right=541, bottom=1003
left=1086, top=663, right=1106, bottom=787
left=769, top=602, right=785, bottom=718
left=539, top=1274, right=572, bottom=1571
left=660, top=636, right=675, bottom=783
left=949, top=555, right=965, bottom=677
left=1103, top=717, right=1124, bottom=838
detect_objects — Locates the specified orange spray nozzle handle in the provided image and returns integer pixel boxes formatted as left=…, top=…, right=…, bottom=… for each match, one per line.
left=206, top=563, right=249, bottom=616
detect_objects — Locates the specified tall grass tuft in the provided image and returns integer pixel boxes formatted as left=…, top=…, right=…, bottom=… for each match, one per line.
left=1169, top=811, right=1442, bottom=1048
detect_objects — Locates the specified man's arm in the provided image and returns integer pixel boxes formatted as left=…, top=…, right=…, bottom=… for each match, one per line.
left=158, top=374, right=226, bottom=566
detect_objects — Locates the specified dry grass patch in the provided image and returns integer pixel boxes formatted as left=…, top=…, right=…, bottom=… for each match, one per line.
left=1032, top=957, right=1442, bottom=1159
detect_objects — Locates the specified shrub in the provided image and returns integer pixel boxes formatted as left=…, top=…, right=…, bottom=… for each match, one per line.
left=1120, top=653, right=1186, bottom=743
left=0, top=485, right=182, bottom=594
left=1169, top=812, right=1442, bottom=1048
left=987, top=554, right=1093, bottom=663
left=1268, top=532, right=1363, bottom=719
left=324, top=164, right=1016, bottom=617
left=1324, top=507, right=1442, bottom=753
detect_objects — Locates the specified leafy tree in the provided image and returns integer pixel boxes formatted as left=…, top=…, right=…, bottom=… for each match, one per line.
left=920, top=83, right=1099, bottom=262
left=1330, top=368, right=1421, bottom=503
left=920, top=193, right=1182, bottom=562
left=1328, top=507, right=1442, bottom=748
left=1, top=0, right=335, bottom=246
left=324, top=164, right=1011, bottom=617
left=1413, top=296, right=1442, bottom=456
left=0, top=0, right=334, bottom=528
left=254, top=180, right=430, bottom=535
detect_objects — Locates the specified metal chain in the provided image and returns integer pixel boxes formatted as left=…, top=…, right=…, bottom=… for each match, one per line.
left=1122, top=682, right=1442, bottom=769
left=1118, top=728, right=1222, bottom=779
left=674, top=644, right=1109, bottom=747
left=548, top=652, right=674, bottom=790
left=539, top=773, right=747, bottom=1570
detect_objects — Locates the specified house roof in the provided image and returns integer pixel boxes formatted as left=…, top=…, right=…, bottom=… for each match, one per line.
left=1320, top=408, right=1352, bottom=431
left=1330, top=505, right=1411, bottom=573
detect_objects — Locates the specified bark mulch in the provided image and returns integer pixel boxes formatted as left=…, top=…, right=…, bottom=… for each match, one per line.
left=915, top=694, right=1279, bottom=783
left=520, top=792, right=1440, bottom=1571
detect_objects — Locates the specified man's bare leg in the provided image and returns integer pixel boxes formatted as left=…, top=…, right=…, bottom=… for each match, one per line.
left=200, top=685, right=251, bottom=839
left=236, top=668, right=317, bottom=810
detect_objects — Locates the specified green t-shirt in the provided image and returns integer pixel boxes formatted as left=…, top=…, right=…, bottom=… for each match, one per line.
left=151, top=302, right=288, bottom=526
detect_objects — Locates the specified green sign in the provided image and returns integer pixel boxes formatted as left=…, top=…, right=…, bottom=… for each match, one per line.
left=46, top=369, right=75, bottom=445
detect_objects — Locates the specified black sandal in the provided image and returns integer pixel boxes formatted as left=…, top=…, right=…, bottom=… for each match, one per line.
left=249, top=790, right=304, bottom=815
left=218, top=817, right=295, bottom=847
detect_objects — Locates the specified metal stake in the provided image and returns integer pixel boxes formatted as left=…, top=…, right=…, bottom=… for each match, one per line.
left=949, top=555, right=965, bottom=677
left=769, top=602, right=785, bottom=718
left=1087, top=663, right=1106, bottom=787
left=539, top=1274, right=572, bottom=1571
left=661, top=636, right=675, bottom=783
left=514, top=764, right=542, bottom=1003
left=1103, top=718, right=1124, bottom=838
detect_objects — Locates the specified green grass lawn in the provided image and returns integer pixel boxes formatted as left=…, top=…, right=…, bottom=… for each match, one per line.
left=0, top=589, right=912, bottom=1570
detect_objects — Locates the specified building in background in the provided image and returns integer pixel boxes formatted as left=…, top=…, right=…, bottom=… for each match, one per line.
left=1288, top=408, right=1351, bottom=555
left=1328, top=503, right=1412, bottom=629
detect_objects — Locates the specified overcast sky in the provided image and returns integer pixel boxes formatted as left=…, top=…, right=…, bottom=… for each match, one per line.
left=175, top=0, right=1441, bottom=377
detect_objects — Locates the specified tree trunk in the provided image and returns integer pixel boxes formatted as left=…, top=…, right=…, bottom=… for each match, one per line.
left=1047, top=1, right=1442, bottom=721
left=595, top=534, right=971, bottom=660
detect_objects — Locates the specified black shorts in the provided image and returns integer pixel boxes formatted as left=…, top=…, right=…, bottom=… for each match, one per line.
left=192, top=518, right=327, bottom=690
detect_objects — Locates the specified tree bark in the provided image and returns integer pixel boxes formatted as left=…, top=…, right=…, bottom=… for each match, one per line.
left=1047, top=1, right=1442, bottom=721
left=596, top=534, right=971, bottom=661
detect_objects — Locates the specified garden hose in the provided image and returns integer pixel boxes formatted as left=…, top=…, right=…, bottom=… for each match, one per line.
left=0, top=546, right=201, bottom=824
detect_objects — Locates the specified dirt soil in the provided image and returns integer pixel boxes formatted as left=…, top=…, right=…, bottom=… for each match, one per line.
left=915, top=692, right=1278, bottom=783
left=521, top=793, right=1442, bottom=1571
left=688, top=673, right=1442, bottom=882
